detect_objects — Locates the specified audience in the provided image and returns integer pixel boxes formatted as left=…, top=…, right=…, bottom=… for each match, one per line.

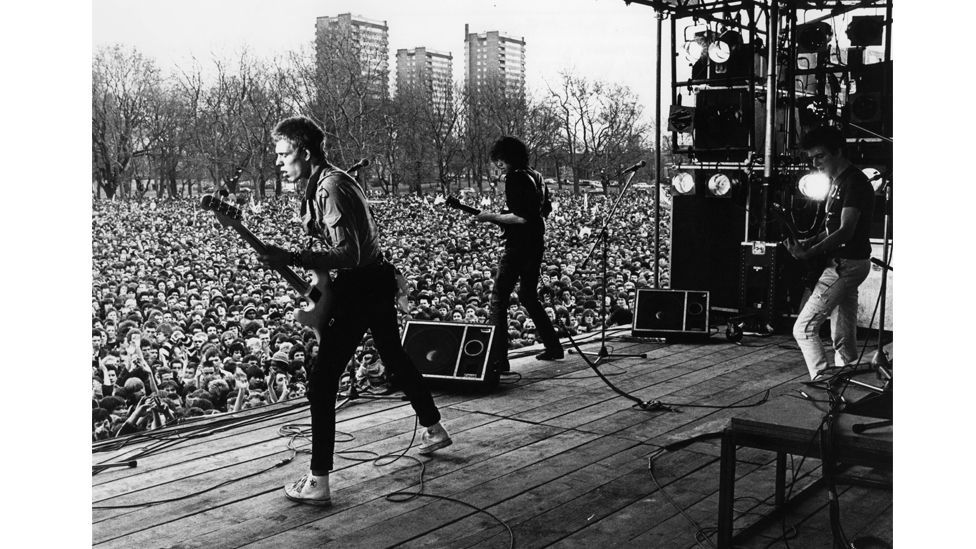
left=91, top=188, right=669, bottom=438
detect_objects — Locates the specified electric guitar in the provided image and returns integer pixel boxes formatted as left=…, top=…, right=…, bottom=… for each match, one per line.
left=440, top=195, right=481, bottom=215
left=200, top=195, right=333, bottom=341
left=770, top=202, right=826, bottom=288
left=437, top=195, right=512, bottom=238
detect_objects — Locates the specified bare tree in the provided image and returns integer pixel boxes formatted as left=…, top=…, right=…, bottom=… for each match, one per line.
left=548, top=71, right=651, bottom=194
left=92, top=45, right=161, bottom=199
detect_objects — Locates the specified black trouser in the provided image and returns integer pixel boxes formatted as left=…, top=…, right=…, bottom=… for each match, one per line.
left=488, top=241, right=561, bottom=367
left=306, top=261, right=441, bottom=473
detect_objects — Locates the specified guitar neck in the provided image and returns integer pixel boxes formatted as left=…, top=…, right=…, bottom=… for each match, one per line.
left=230, top=223, right=311, bottom=296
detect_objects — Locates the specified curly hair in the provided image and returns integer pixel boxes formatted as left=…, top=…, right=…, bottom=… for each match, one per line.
left=489, top=136, right=529, bottom=169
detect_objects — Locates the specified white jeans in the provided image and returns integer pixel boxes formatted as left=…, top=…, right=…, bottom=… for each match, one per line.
left=793, top=257, right=871, bottom=378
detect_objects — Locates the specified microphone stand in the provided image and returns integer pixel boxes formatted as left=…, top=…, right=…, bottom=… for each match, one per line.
left=572, top=168, right=648, bottom=365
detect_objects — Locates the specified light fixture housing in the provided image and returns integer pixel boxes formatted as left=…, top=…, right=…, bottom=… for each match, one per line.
left=797, top=22, right=834, bottom=53
left=671, top=172, right=696, bottom=195
left=707, top=30, right=742, bottom=64
left=707, top=173, right=737, bottom=197
left=847, top=16, right=885, bottom=47
left=798, top=172, right=831, bottom=201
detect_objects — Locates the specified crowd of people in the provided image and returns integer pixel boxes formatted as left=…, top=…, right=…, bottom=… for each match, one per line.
left=91, top=186, right=670, bottom=440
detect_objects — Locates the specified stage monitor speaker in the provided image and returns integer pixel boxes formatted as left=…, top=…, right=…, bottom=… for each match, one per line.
left=401, top=321, right=495, bottom=384
left=632, top=289, right=710, bottom=339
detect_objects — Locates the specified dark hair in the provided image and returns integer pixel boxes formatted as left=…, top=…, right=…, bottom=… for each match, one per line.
left=99, top=396, right=126, bottom=413
left=273, top=116, right=326, bottom=161
left=489, top=136, right=529, bottom=169
left=800, top=125, right=845, bottom=155
left=92, top=407, right=111, bottom=425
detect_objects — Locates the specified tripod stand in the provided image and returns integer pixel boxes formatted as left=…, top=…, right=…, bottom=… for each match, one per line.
left=845, top=180, right=892, bottom=418
left=572, top=167, right=648, bottom=365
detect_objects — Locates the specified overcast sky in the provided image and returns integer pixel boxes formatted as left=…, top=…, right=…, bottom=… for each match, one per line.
left=92, top=0, right=667, bottom=104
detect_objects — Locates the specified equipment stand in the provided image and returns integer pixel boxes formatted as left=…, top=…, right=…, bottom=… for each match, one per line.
left=572, top=170, right=647, bottom=365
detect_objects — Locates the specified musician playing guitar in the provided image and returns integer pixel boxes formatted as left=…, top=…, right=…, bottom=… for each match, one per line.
left=474, top=136, right=562, bottom=375
left=785, top=126, right=874, bottom=383
left=256, top=116, right=452, bottom=506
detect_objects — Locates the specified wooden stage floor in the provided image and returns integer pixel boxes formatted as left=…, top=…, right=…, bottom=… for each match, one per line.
left=92, top=330, right=893, bottom=548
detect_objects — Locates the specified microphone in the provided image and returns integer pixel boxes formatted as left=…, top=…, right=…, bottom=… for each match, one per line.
left=617, top=160, right=646, bottom=177
left=346, top=158, right=370, bottom=173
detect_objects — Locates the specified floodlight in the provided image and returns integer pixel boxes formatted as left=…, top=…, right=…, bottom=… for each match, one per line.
left=707, top=173, right=736, bottom=197
left=671, top=172, right=696, bottom=195
left=707, top=30, right=742, bottom=64
left=798, top=172, right=831, bottom=201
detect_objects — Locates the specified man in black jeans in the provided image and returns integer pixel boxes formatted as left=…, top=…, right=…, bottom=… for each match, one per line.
left=258, top=116, right=451, bottom=506
left=476, top=136, right=563, bottom=374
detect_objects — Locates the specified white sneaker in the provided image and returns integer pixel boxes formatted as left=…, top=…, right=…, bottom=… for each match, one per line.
left=418, top=423, right=453, bottom=455
left=284, top=473, right=332, bottom=506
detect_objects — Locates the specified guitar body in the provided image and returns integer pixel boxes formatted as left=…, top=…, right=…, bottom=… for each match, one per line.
left=770, top=203, right=827, bottom=290
left=293, top=269, right=334, bottom=340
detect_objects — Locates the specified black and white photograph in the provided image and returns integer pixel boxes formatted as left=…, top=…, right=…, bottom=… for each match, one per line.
left=5, top=0, right=966, bottom=546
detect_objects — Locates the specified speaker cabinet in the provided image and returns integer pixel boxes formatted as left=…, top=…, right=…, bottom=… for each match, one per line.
left=401, top=321, right=495, bottom=383
left=632, top=289, right=710, bottom=338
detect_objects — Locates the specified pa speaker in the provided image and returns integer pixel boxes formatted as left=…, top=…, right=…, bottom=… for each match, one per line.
left=401, top=321, right=495, bottom=383
left=632, top=289, right=710, bottom=339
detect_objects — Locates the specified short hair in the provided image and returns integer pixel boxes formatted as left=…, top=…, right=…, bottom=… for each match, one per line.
left=99, top=396, right=126, bottom=413
left=272, top=116, right=326, bottom=160
left=800, top=125, right=845, bottom=155
left=93, top=407, right=112, bottom=425
left=489, top=136, right=529, bottom=169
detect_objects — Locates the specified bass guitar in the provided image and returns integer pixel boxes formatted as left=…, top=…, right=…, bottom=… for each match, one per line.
left=770, top=202, right=826, bottom=289
left=200, top=195, right=333, bottom=341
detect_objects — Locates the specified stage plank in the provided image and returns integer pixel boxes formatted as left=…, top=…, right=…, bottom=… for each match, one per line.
left=92, top=333, right=893, bottom=548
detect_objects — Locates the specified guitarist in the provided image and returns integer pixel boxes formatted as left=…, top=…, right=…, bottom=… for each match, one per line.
left=786, top=126, right=874, bottom=383
left=474, top=136, right=562, bottom=375
left=256, top=116, right=452, bottom=506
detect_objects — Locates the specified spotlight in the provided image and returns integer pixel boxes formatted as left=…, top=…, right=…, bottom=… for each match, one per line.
left=707, top=173, right=737, bottom=197
left=683, top=27, right=711, bottom=63
left=862, top=167, right=884, bottom=192
left=798, top=172, right=831, bottom=201
left=671, top=172, right=696, bottom=195
left=796, top=22, right=833, bottom=53
left=684, top=40, right=706, bottom=63
left=707, top=30, right=742, bottom=64
left=846, top=16, right=884, bottom=47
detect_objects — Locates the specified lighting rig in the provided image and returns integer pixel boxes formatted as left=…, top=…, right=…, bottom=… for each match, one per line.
left=627, top=0, right=892, bottom=334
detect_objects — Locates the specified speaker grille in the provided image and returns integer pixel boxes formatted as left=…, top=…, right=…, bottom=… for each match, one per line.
left=632, top=289, right=710, bottom=338
left=401, top=321, right=495, bottom=382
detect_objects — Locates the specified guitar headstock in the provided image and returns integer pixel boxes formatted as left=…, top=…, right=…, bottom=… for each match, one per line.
left=200, top=194, right=243, bottom=228
left=444, top=195, right=462, bottom=208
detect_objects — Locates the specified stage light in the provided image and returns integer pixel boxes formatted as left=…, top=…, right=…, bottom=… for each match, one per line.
left=798, top=172, right=831, bottom=201
left=707, top=30, right=742, bottom=64
left=684, top=39, right=706, bottom=63
left=796, top=22, right=833, bottom=53
left=707, top=173, right=737, bottom=197
left=683, top=28, right=711, bottom=63
left=862, top=167, right=884, bottom=192
left=671, top=172, right=696, bottom=195
left=847, top=16, right=884, bottom=47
